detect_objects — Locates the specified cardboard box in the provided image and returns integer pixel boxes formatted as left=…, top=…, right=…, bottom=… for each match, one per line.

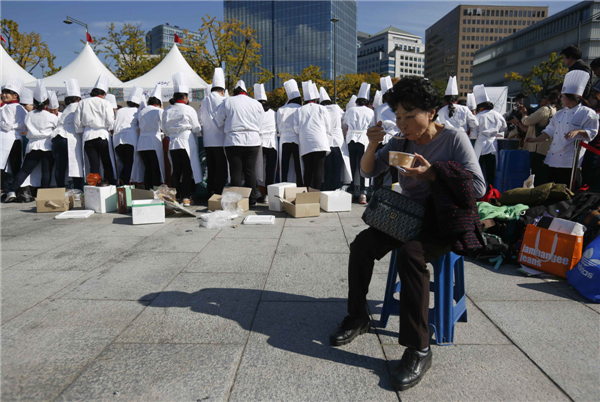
left=268, top=182, right=297, bottom=212
left=84, top=185, right=118, bottom=214
left=280, top=187, right=321, bottom=218
left=36, top=188, right=73, bottom=213
left=208, top=187, right=252, bottom=212
left=132, top=199, right=165, bottom=225
left=320, top=191, right=352, bottom=212
left=131, top=188, right=156, bottom=201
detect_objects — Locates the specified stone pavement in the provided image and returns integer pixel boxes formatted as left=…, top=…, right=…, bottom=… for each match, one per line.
left=1, top=201, right=598, bottom=401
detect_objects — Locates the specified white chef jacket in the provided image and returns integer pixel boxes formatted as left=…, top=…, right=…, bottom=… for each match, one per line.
left=137, top=106, right=164, bottom=152
left=437, top=104, right=479, bottom=133
left=24, top=110, right=58, bottom=153
left=198, top=92, right=226, bottom=147
left=543, top=103, right=599, bottom=168
left=74, top=96, right=114, bottom=142
left=214, top=94, right=264, bottom=147
left=277, top=103, right=302, bottom=145
left=474, top=109, right=507, bottom=156
left=52, top=103, right=78, bottom=139
left=324, top=104, right=345, bottom=148
left=343, top=105, right=374, bottom=148
left=0, top=102, right=27, bottom=141
left=293, top=103, right=331, bottom=157
left=113, top=107, right=140, bottom=147
left=162, top=102, right=201, bottom=150
left=260, top=109, right=277, bottom=149
left=371, top=103, right=400, bottom=145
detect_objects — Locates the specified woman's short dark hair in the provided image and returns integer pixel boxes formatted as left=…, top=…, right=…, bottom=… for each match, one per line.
left=173, top=92, right=187, bottom=101
left=2, top=89, right=19, bottom=102
left=565, top=93, right=590, bottom=108
left=126, top=101, right=139, bottom=108
left=258, top=99, right=270, bottom=111
left=456, top=98, right=467, bottom=106
left=560, top=45, right=582, bottom=60
left=288, top=97, right=302, bottom=105
left=90, top=88, right=106, bottom=97
left=444, top=95, right=458, bottom=117
left=384, top=76, right=443, bottom=119
left=148, top=97, right=162, bottom=107
left=33, top=98, right=49, bottom=112
left=320, top=100, right=333, bottom=106
left=64, top=96, right=80, bottom=106
left=355, top=98, right=369, bottom=106
left=477, top=101, right=494, bottom=112
left=591, top=58, right=600, bottom=69
left=233, top=87, right=247, bottom=96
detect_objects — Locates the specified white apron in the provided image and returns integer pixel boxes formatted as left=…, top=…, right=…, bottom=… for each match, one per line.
left=132, top=130, right=166, bottom=183
left=168, top=131, right=203, bottom=184
left=1, top=135, right=20, bottom=173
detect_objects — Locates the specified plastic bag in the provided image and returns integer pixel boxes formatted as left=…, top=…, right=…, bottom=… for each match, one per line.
left=523, top=174, right=535, bottom=189
left=199, top=210, right=238, bottom=229
left=154, top=184, right=177, bottom=201
left=221, top=191, right=243, bottom=214
left=65, top=189, right=83, bottom=201
left=567, top=236, right=600, bottom=303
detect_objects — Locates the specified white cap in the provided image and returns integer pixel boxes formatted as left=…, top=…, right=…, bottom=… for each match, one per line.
left=4, top=75, right=23, bottom=95
left=150, top=83, right=162, bottom=100
left=302, top=81, right=319, bottom=101
left=473, top=85, right=489, bottom=105
left=212, top=67, right=225, bottom=89
left=319, top=87, right=331, bottom=103
left=311, top=82, right=319, bottom=100
left=172, top=72, right=189, bottom=94
left=33, top=79, right=49, bottom=103
left=466, top=93, right=477, bottom=110
left=127, top=87, right=143, bottom=104
left=235, top=80, right=247, bottom=92
left=48, top=90, right=59, bottom=109
left=20, top=87, right=33, bottom=105
left=94, top=74, right=109, bottom=92
left=380, top=76, right=393, bottom=94
left=254, top=83, right=267, bottom=101
left=105, top=93, right=118, bottom=109
left=358, top=83, right=371, bottom=100
left=346, top=95, right=357, bottom=110
left=372, top=90, right=383, bottom=109
left=65, top=78, right=81, bottom=97
left=562, top=70, right=590, bottom=97
left=445, top=76, right=459, bottom=96
left=284, top=79, right=301, bottom=100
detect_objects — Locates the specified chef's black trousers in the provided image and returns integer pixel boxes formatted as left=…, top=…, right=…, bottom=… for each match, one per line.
left=281, top=142, right=303, bottom=186
left=115, top=144, right=134, bottom=185
left=322, top=146, right=343, bottom=191
left=263, top=147, right=278, bottom=188
left=205, top=146, right=228, bottom=195
left=84, top=138, right=115, bottom=184
left=9, top=150, right=54, bottom=192
left=581, top=150, right=600, bottom=191
left=478, top=153, right=496, bottom=188
left=302, top=151, right=327, bottom=190
left=547, top=166, right=581, bottom=190
left=140, top=150, right=162, bottom=190
left=347, top=227, right=451, bottom=350
left=1, top=140, right=22, bottom=191
left=348, top=141, right=366, bottom=194
left=170, top=149, right=193, bottom=199
left=225, top=145, right=260, bottom=204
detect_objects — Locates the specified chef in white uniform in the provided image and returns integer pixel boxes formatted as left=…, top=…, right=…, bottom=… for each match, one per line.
left=277, top=79, right=304, bottom=186
left=75, top=74, right=117, bottom=184
left=113, top=87, right=142, bottom=184
left=254, top=83, right=277, bottom=202
left=19, top=88, right=34, bottom=112
left=135, top=84, right=165, bottom=189
left=105, top=94, right=118, bottom=117
left=343, top=83, right=374, bottom=203
left=472, top=84, right=507, bottom=187
left=526, top=70, right=599, bottom=188
left=214, top=79, right=265, bottom=206
left=5, top=80, right=57, bottom=202
left=1, top=75, right=27, bottom=194
left=199, top=67, right=228, bottom=196
left=162, top=72, right=203, bottom=206
left=51, top=78, right=84, bottom=190
left=437, top=76, right=478, bottom=134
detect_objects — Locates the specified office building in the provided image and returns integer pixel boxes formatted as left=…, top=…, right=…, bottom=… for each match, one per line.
left=146, top=24, right=203, bottom=54
left=224, top=0, right=357, bottom=92
left=425, top=4, right=548, bottom=96
left=473, top=0, right=600, bottom=95
left=357, top=26, right=424, bottom=78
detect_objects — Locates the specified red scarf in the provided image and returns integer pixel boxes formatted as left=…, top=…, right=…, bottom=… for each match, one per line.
left=176, top=100, right=186, bottom=104
left=236, top=91, right=248, bottom=96
left=6, top=100, right=19, bottom=105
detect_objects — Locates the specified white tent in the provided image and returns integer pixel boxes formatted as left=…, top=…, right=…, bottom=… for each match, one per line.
left=1, top=45, right=36, bottom=87
left=120, top=44, right=208, bottom=103
left=25, top=43, right=122, bottom=100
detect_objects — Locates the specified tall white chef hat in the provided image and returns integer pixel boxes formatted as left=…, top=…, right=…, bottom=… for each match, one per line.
left=372, top=90, right=383, bottom=109
left=254, top=83, right=267, bottom=101
left=284, top=79, right=301, bottom=100
left=445, top=76, right=459, bottom=96
left=139, top=94, right=148, bottom=109
left=149, top=83, right=162, bottom=100
left=358, top=82, right=371, bottom=101
left=319, top=87, right=331, bottom=103
left=346, top=95, right=357, bottom=110
left=33, top=79, right=49, bottom=103
left=172, top=72, right=189, bottom=94
left=105, top=94, right=118, bottom=109
left=65, top=78, right=81, bottom=98
left=212, top=67, right=226, bottom=90
left=466, top=93, right=477, bottom=110
left=380, top=76, right=393, bottom=95
left=224, top=89, right=229, bottom=98
left=94, top=74, right=109, bottom=92
left=4, top=75, right=24, bottom=95
left=48, top=90, right=59, bottom=109
left=311, top=82, right=319, bottom=100
left=235, top=80, right=247, bottom=92
left=127, top=87, right=143, bottom=104
left=20, top=87, right=33, bottom=105
left=472, top=84, right=489, bottom=105
left=562, top=70, right=590, bottom=97
left=302, top=81, right=319, bottom=101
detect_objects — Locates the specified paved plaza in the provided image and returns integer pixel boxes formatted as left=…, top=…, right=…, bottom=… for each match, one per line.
left=1, top=201, right=599, bottom=401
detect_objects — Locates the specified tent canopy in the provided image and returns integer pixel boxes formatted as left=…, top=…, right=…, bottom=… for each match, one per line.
left=1, top=45, right=36, bottom=87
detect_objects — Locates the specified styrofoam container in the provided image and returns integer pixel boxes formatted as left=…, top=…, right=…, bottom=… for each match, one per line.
left=84, top=185, right=117, bottom=214
left=243, top=215, right=275, bottom=225
left=320, top=191, right=352, bottom=212
left=268, top=182, right=297, bottom=212
left=55, top=210, right=95, bottom=219
left=132, top=199, right=165, bottom=225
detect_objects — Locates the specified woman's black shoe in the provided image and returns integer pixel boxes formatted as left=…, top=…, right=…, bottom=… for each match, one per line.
left=329, top=316, right=370, bottom=346
left=391, top=347, right=432, bottom=391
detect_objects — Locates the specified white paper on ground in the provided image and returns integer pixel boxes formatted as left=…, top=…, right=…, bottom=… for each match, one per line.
left=243, top=215, right=275, bottom=225
left=518, top=264, right=545, bottom=276
left=54, top=210, right=95, bottom=219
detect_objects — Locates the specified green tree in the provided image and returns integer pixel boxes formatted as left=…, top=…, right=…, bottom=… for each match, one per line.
left=505, top=52, right=568, bottom=102
left=430, top=79, right=447, bottom=99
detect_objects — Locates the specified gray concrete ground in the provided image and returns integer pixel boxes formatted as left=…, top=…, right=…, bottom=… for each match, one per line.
left=1, top=200, right=599, bottom=401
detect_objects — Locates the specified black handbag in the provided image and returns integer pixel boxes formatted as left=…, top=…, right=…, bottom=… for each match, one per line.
left=361, top=188, right=425, bottom=243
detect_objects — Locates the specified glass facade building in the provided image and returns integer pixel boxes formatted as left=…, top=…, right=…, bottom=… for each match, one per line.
left=224, top=0, right=357, bottom=92
left=146, top=24, right=202, bottom=54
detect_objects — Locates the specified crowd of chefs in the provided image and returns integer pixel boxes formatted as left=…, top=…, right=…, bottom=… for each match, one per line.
left=1, top=48, right=599, bottom=206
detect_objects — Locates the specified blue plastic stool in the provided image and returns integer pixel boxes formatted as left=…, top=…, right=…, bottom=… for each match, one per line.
left=379, top=250, right=468, bottom=345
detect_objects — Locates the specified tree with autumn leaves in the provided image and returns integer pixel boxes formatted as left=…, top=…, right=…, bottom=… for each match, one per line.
left=505, top=53, right=568, bottom=103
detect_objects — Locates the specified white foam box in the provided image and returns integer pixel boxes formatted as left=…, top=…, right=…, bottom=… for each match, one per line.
left=131, top=199, right=165, bottom=225
left=268, top=182, right=297, bottom=212
left=320, top=191, right=352, bottom=212
left=84, top=185, right=118, bottom=214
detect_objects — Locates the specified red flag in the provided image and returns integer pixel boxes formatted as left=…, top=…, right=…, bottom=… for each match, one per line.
left=174, top=33, right=181, bottom=44
left=86, top=32, right=93, bottom=43
left=0, top=34, right=6, bottom=44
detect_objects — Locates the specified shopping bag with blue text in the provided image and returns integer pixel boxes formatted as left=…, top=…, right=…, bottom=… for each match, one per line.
left=567, top=236, right=600, bottom=303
